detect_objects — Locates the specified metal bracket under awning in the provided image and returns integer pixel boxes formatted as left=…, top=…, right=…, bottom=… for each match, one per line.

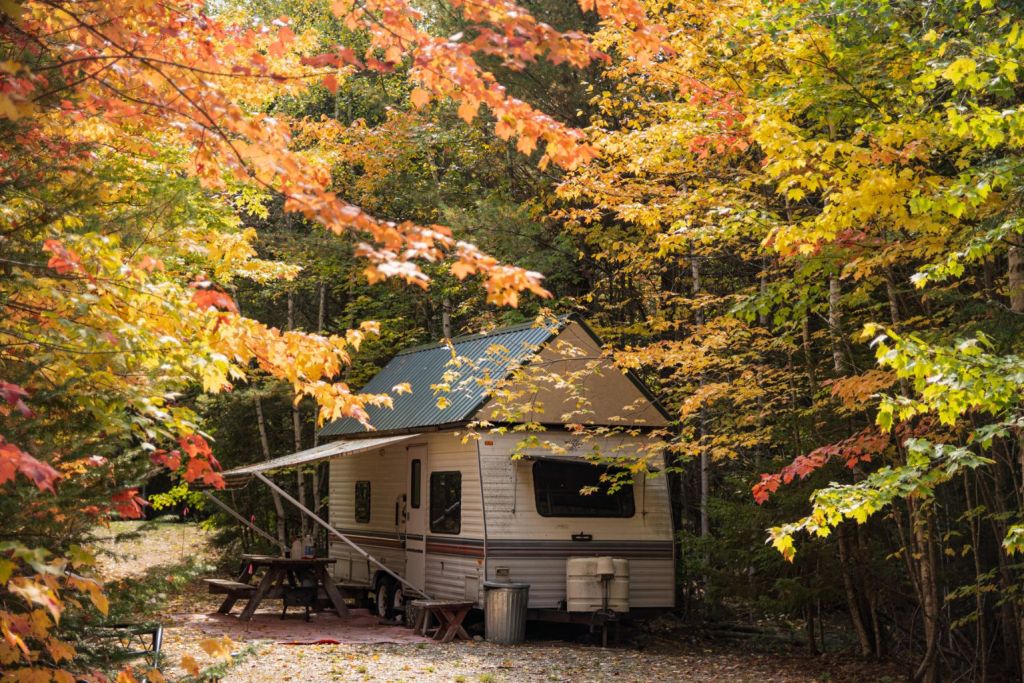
left=254, top=472, right=432, bottom=600
left=203, top=490, right=286, bottom=552
left=214, top=432, right=433, bottom=600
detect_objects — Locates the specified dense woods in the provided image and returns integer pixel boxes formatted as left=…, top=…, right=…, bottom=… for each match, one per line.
left=4, top=0, right=1024, bottom=681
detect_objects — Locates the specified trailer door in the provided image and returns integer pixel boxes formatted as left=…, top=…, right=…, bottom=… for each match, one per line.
left=405, top=443, right=427, bottom=590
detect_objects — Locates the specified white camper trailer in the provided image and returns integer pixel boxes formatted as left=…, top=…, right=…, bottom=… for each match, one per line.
left=222, top=318, right=675, bottom=625
left=319, top=318, right=675, bottom=620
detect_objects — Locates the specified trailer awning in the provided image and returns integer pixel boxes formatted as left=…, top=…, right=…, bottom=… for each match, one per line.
left=221, top=433, right=421, bottom=487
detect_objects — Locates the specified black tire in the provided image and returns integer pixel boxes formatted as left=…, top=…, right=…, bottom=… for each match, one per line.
left=391, top=583, right=406, bottom=624
left=374, top=577, right=395, bottom=619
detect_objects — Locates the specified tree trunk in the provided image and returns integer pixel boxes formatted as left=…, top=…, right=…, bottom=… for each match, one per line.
left=312, top=282, right=326, bottom=525
left=964, top=475, right=987, bottom=682
left=911, top=502, right=942, bottom=683
left=837, top=524, right=874, bottom=657
left=442, top=296, right=452, bottom=339
left=1009, top=236, right=1024, bottom=313
left=759, top=258, right=769, bottom=329
left=985, top=458, right=1021, bottom=677
left=288, top=291, right=307, bottom=536
left=885, top=269, right=901, bottom=329
left=313, top=282, right=326, bottom=448
left=692, top=258, right=710, bottom=542
left=801, top=314, right=817, bottom=395
left=255, top=394, right=288, bottom=549
left=828, top=276, right=846, bottom=374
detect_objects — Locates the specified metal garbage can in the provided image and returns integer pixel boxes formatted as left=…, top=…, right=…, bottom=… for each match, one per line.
left=483, top=581, right=529, bottom=644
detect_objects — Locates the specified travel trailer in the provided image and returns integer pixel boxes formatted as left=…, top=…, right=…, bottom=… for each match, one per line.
left=222, top=317, right=675, bottom=624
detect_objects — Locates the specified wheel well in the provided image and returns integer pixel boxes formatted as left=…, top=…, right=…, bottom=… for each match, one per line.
left=372, top=571, right=393, bottom=591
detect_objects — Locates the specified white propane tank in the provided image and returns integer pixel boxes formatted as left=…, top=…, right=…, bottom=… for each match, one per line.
left=610, top=558, right=630, bottom=610
left=595, top=556, right=615, bottom=578
left=566, top=556, right=629, bottom=613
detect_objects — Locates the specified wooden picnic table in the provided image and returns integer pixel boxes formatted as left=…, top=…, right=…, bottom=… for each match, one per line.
left=209, top=554, right=348, bottom=620
left=410, top=600, right=474, bottom=643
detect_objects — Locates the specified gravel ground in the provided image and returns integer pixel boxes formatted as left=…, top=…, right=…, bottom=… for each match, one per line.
left=93, top=519, right=217, bottom=581
left=97, top=522, right=900, bottom=682
left=221, top=640, right=838, bottom=683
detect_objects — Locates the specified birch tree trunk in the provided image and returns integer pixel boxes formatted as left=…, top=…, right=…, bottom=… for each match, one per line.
left=442, top=296, right=452, bottom=339
left=828, top=276, right=846, bottom=374
left=288, top=291, right=307, bottom=536
left=255, top=394, right=288, bottom=549
left=312, top=282, right=326, bottom=525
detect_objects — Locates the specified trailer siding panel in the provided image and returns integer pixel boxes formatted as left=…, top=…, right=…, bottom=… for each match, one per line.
left=484, top=557, right=673, bottom=609
left=327, top=437, right=410, bottom=583
left=426, top=554, right=485, bottom=604
left=478, top=429, right=674, bottom=610
left=479, top=431, right=672, bottom=542
left=327, top=432, right=485, bottom=595
left=421, top=432, right=484, bottom=541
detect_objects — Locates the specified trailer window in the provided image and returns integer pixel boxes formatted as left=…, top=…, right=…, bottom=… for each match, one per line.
left=429, top=471, right=462, bottom=534
left=355, top=480, right=371, bottom=523
left=533, top=460, right=635, bottom=518
left=410, top=459, right=421, bottom=509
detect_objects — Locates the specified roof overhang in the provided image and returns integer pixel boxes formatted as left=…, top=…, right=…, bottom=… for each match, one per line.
left=220, top=433, right=422, bottom=488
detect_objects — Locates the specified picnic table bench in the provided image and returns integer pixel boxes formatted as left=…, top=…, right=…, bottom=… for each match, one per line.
left=205, top=555, right=347, bottom=620
left=203, top=578, right=256, bottom=614
left=410, top=600, right=474, bottom=643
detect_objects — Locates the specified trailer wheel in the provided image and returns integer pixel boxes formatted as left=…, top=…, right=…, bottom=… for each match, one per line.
left=391, top=584, right=406, bottom=624
left=373, top=577, right=397, bottom=619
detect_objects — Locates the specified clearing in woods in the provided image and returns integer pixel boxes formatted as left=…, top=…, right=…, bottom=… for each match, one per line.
left=96, top=520, right=901, bottom=682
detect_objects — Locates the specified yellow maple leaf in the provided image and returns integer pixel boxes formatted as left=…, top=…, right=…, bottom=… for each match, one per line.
left=199, top=635, right=234, bottom=660
left=181, top=655, right=200, bottom=676
left=410, top=88, right=430, bottom=109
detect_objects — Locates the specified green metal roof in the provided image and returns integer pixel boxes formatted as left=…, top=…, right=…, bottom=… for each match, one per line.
left=318, top=319, right=564, bottom=438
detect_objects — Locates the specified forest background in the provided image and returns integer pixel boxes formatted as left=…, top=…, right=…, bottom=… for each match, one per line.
left=2, top=0, right=1024, bottom=682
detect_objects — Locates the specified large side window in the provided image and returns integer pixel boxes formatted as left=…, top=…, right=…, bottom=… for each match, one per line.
left=533, top=460, right=635, bottom=518
left=355, top=480, right=371, bottom=523
left=410, top=459, right=421, bottom=509
left=429, top=471, right=462, bottom=534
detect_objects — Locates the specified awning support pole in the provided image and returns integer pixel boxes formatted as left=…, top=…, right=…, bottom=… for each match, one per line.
left=204, top=491, right=286, bottom=552
left=253, top=472, right=431, bottom=599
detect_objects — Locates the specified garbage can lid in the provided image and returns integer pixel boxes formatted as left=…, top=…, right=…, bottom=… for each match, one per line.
left=483, top=581, right=530, bottom=590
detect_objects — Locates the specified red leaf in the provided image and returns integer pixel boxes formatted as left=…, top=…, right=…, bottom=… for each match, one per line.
left=178, top=434, right=212, bottom=458
left=112, top=488, right=148, bottom=519
left=191, top=288, right=238, bottom=313
left=301, top=53, right=339, bottom=68
left=752, top=427, right=890, bottom=504
left=752, top=474, right=780, bottom=505
left=0, top=381, right=33, bottom=418
left=0, top=439, right=60, bottom=493
left=151, top=449, right=181, bottom=471
left=17, top=452, right=61, bottom=493
left=42, top=239, right=82, bottom=275
left=0, top=441, right=21, bottom=485
left=0, top=381, right=29, bottom=405
left=136, top=255, right=163, bottom=272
